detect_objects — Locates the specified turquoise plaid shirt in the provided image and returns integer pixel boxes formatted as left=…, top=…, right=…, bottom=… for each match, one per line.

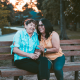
left=10, top=30, right=40, bottom=61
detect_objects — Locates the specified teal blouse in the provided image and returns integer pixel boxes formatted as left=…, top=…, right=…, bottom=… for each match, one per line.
left=10, top=30, right=39, bottom=61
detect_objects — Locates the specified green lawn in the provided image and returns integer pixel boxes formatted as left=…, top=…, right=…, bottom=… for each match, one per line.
left=2, top=28, right=17, bottom=35
left=54, top=26, right=80, bottom=39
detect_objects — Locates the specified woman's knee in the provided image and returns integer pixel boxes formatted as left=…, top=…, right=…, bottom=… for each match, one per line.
left=48, top=60, right=52, bottom=69
left=53, top=66, right=62, bottom=72
left=52, top=55, right=65, bottom=71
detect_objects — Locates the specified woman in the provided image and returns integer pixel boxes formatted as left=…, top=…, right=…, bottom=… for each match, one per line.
left=10, top=18, right=50, bottom=80
left=37, top=18, right=65, bottom=80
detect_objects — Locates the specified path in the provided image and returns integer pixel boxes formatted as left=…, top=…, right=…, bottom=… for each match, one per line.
left=0, top=27, right=25, bottom=41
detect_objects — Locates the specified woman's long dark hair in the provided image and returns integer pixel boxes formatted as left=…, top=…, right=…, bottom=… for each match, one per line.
left=37, top=18, right=54, bottom=41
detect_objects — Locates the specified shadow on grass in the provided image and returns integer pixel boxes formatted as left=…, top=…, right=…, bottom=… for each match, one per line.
left=2, top=28, right=17, bottom=35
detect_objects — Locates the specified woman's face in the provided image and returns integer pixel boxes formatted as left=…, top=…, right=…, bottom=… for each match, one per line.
left=25, top=22, right=36, bottom=34
left=38, top=21, right=45, bottom=34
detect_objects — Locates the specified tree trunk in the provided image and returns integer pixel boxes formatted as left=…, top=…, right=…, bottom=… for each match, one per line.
left=0, top=28, right=2, bottom=36
left=60, top=0, right=69, bottom=40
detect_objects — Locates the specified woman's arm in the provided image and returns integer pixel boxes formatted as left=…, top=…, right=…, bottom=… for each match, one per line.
left=13, top=43, right=39, bottom=59
left=38, top=32, right=60, bottom=53
left=13, top=47, right=30, bottom=57
left=46, top=32, right=60, bottom=53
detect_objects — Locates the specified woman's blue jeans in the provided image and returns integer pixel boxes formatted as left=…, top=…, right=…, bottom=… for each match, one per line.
left=48, top=55, right=65, bottom=80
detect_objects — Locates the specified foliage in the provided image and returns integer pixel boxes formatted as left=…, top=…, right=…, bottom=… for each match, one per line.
left=40, top=0, right=80, bottom=24
left=0, top=1, right=10, bottom=28
left=41, top=0, right=60, bottom=24
left=64, top=0, right=80, bottom=23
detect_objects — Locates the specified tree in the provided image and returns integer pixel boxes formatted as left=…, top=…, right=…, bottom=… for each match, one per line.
left=6, top=3, right=15, bottom=25
left=0, top=1, right=10, bottom=28
left=38, top=0, right=69, bottom=39
left=60, top=0, right=69, bottom=39
left=64, top=0, right=80, bottom=31
left=40, top=0, right=60, bottom=24
left=64, top=0, right=80, bottom=22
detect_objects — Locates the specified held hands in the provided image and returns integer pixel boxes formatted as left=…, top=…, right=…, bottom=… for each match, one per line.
left=35, top=51, right=41, bottom=57
left=38, top=45, right=44, bottom=52
left=28, top=53, right=39, bottom=60
left=28, top=49, right=42, bottom=60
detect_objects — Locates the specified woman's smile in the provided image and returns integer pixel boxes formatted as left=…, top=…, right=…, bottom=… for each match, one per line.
left=30, top=28, right=35, bottom=31
left=39, top=28, right=44, bottom=32
left=38, top=21, right=45, bottom=34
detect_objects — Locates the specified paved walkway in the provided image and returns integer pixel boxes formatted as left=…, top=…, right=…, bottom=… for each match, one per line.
left=0, top=27, right=25, bottom=41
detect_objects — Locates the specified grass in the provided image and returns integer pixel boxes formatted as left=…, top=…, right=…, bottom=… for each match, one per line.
left=54, top=25, right=80, bottom=39
left=2, top=28, right=17, bottom=35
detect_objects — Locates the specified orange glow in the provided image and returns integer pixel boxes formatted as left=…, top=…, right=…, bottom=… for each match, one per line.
left=1, top=0, right=4, bottom=2
left=2, top=5, right=4, bottom=7
left=1, top=0, right=41, bottom=12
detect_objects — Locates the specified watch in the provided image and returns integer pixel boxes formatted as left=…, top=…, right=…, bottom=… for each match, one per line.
left=44, top=48, right=47, bottom=53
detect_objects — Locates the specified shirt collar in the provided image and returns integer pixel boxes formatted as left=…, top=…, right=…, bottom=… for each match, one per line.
left=24, top=29, right=36, bottom=36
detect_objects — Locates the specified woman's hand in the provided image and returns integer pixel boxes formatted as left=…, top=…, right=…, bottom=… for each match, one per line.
left=32, top=49, right=41, bottom=59
left=28, top=53, right=39, bottom=60
left=38, top=45, right=44, bottom=52
left=35, top=51, right=41, bottom=57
